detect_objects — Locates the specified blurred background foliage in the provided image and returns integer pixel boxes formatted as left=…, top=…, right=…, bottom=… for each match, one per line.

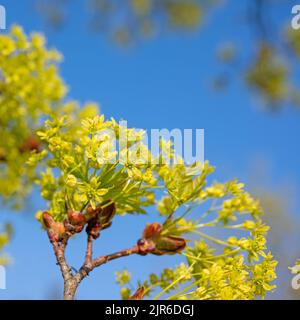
left=37, top=0, right=209, bottom=41
left=36, top=0, right=300, bottom=111
left=0, top=26, right=100, bottom=208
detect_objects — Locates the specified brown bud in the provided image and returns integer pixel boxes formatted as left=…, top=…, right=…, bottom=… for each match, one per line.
left=99, top=202, right=116, bottom=230
left=142, top=222, right=162, bottom=240
left=0, top=147, right=6, bottom=161
left=42, top=211, right=66, bottom=242
left=86, top=221, right=102, bottom=239
left=52, top=222, right=65, bottom=236
left=138, top=222, right=186, bottom=256
left=86, top=212, right=102, bottom=239
left=136, top=238, right=156, bottom=256
left=85, top=205, right=102, bottom=221
left=42, top=212, right=55, bottom=229
left=67, top=210, right=86, bottom=226
left=47, top=229, right=60, bottom=243
left=152, top=235, right=186, bottom=255
left=129, top=287, right=145, bottom=300
left=85, top=201, right=116, bottom=239
left=19, top=135, right=40, bottom=153
left=74, top=225, right=84, bottom=233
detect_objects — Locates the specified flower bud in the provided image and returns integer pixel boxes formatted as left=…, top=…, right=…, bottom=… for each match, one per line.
left=137, top=222, right=186, bottom=256
left=85, top=201, right=116, bottom=238
left=0, top=147, right=6, bottom=161
left=99, top=201, right=116, bottom=230
left=152, top=235, right=186, bottom=255
left=86, top=218, right=102, bottom=239
left=19, top=135, right=40, bottom=153
left=51, top=222, right=65, bottom=239
left=67, top=210, right=86, bottom=226
left=47, top=229, right=60, bottom=243
left=42, top=212, right=66, bottom=242
left=136, top=238, right=155, bottom=256
left=65, top=174, right=77, bottom=188
left=42, top=211, right=55, bottom=229
left=85, top=205, right=102, bottom=221
left=142, top=222, right=162, bottom=240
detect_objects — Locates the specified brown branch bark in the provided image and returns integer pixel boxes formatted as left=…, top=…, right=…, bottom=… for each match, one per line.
left=50, top=240, right=78, bottom=300
left=84, top=235, right=93, bottom=269
left=50, top=232, right=139, bottom=300
left=51, top=241, right=72, bottom=282
left=92, top=245, right=139, bottom=268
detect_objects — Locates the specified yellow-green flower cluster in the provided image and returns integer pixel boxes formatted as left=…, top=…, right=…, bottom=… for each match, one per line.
left=34, top=115, right=159, bottom=218
left=157, top=161, right=214, bottom=215
left=117, top=173, right=277, bottom=300
left=120, top=245, right=276, bottom=300
left=35, top=112, right=277, bottom=300
left=0, top=25, right=99, bottom=207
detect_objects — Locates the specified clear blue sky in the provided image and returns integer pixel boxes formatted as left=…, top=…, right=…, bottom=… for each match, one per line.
left=0, top=0, right=299, bottom=299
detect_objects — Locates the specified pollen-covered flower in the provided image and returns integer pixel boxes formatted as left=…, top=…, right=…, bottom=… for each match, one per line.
left=65, top=174, right=77, bottom=188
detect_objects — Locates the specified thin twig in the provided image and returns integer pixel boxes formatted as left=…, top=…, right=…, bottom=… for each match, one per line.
left=50, top=239, right=72, bottom=282
left=84, top=235, right=94, bottom=269
left=92, top=245, right=139, bottom=269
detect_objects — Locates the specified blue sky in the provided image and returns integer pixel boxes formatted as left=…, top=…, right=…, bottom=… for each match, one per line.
left=0, top=0, right=299, bottom=299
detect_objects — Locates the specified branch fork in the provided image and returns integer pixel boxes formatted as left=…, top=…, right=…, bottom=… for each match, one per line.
left=43, top=201, right=186, bottom=300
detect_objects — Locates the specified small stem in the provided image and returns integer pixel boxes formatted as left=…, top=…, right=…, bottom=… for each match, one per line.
left=92, top=245, right=139, bottom=268
left=51, top=241, right=72, bottom=282
left=49, top=229, right=140, bottom=299
left=70, top=245, right=140, bottom=298
left=50, top=240, right=78, bottom=300
left=84, top=235, right=93, bottom=269
left=153, top=255, right=199, bottom=300
left=192, top=230, right=235, bottom=247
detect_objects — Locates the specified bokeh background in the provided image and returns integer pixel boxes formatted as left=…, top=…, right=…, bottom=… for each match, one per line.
left=0, top=0, right=299, bottom=299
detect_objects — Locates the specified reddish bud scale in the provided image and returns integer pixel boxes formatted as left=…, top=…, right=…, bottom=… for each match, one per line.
left=42, top=211, right=66, bottom=242
left=85, top=206, right=102, bottom=221
left=152, top=236, right=186, bottom=255
left=42, top=212, right=55, bottom=229
left=136, top=238, right=156, bottom=255
left=67, top=210, right=86, bottom=226
left=86, top=218, right=102, bottom=239
left=85, top=201, right=116, bottom=239
left=137, top=222, right=186, bottom=256
left=129, top=287, right=145, bottom=300
left=100, top=202, right=116, bottom=229
left=19, top=135, right=40, bottom=153
left=47, top=229, right=59, bottom=243
left=142, top=222, right=162, bottom=240
left=0, top=147, right=6, bottom=161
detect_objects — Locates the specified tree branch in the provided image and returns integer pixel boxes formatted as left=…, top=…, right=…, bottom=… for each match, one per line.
left=50, top=240, right=72, bottom=282
left=74, top=244, right=140, bottom=286
left=92, top=245, right=139, bottom=268
left=84, top=235, right=93, bottom=269
left=49, top=218, right=140, bottom=299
